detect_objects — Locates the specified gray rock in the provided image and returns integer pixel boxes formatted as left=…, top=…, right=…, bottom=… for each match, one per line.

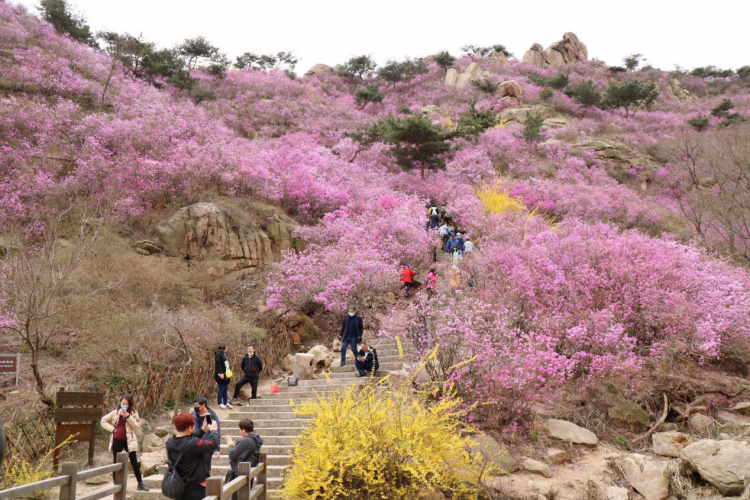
left=652, top=431, right=690, bottom=458
left=681, top=439, right=750, bottom=495
left=730, top=402, right=750, bottom=416
left=545, top=419, right=598, bottom=447
left=444, top=68, right=458, bottom=86
left=282, top=354, right=295, bottom=373
left=142, top=433, right=166, bottom=452
left=546, top=448, right=567, bottom=464
left=154, top=426, right=169, bottom=438
left=522, top=458, right=553, bottom=478
left=528, top=479, right=558, bottom=499
left=605, top=486, right=629, bottom=500
left=620, top=454, right=669, bottom=500
left=688, top=413, right=714, bottom=433
left=469, top=433, right=519, bottom=473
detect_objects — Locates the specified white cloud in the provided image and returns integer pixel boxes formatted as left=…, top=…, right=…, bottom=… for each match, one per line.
left=12, top=0, right=750, bottom=72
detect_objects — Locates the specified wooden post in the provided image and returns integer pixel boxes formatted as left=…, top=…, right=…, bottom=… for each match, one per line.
left=238, top=462, right=251, bottom=500
left=206, top=476, right=224, bottom=500
left=258, top=454, right=267, bottom=500
left=58, top=462, right=78, bottom=500
left=87, top=422, right=96, bottom=466
left=113, top=451, right=129, bottom=500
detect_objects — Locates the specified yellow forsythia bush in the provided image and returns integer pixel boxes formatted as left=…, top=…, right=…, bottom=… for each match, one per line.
left=280, top=378, right=488, bottom=500
left=476, top=182, right=526, bottom=214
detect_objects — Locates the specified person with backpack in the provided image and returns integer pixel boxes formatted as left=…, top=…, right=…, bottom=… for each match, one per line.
left=463, top=237, right=475, bottom=254
left=163, top=412, right=219, bottom=500
left=100, top=395, right=149, bottom=492
left=427, top=204, right=439, bottom=229
left=440, top=204, right=452, bottom=225
left=231, top=346, right=263, bottom=401
left=225, top=419, right=263, bottom=500
left=400, top=262, right=416, bottom=298
left=425, top=269, right=437, bottom=299
left=214, top=342, right=233, bottom=410
left=456, top=233, right=465, bottom=252
left=445, top=234, right=459, bottom=254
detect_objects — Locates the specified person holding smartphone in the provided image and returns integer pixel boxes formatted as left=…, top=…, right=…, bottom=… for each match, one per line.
left=166, top=412, right=220, bottom=500
left=192, top=396, right=221, bottom=475
left=100, top=395, right=149, bottom=491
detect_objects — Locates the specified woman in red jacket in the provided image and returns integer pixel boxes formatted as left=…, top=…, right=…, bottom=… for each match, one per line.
left=400, top=262, right=416, bottom=298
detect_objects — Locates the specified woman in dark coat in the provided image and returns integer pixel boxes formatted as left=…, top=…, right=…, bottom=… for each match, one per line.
left=214, top=342, right=232, bottom=409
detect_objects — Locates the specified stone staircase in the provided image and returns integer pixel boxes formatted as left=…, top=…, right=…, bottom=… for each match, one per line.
left=134, top=337, right=408, bottom=499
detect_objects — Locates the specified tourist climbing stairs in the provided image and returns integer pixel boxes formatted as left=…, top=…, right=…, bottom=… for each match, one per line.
left=134, top=337, right=410, bottom=499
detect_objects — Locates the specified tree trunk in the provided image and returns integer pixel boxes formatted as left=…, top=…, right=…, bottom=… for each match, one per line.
left=30, top=351, right=54, bottom=407
left=100, top=64, right=115, bottom=111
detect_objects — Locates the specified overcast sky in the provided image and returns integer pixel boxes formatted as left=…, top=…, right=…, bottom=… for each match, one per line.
left=11, top=0, right=750, bottom=72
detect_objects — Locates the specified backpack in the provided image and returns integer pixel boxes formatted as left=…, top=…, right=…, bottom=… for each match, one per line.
left=161, top=450, right=201, bottom=499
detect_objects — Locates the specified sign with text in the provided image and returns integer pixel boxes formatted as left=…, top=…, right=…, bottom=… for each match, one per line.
left=0, top=354, right=20, bottom=387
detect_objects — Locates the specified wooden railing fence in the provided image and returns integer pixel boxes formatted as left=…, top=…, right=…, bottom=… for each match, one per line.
left=2, top=415, right=56, bottom=464
left=205, top=453, right=268, bottom=500
left=0, top=452, right=129, bottom=500
left=103, top=363, right=214, bottom=416
left=0, top=453, right=268, bottom=500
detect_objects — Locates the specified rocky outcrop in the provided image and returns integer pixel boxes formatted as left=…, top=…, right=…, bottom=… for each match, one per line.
left=156, top=202, right=301, bottom=271
left=500, top=104, right=556, bottom=123
left=545, top=419, right=598, bottom=447
left=681, top=439, right=750, bottom=495
left=546, top=448, right=566, bottom=464
left=305, top=63, right=333, bottom=77
left=522, top=43, right=547, bottom=67
left=142, top=433, right=166, bottom=452
left=307, top=344, right=331, bottom=369
left=498, top=80, right=524, bottom=99
left=619, top=454, right=670, bottom=500
left=523, top=32, right=588, bottom=68
left=665, top=78, right=695, bottom=102
left=486, top=50, right=509, bottom=67
left=444, top=68, right=458, bottom=85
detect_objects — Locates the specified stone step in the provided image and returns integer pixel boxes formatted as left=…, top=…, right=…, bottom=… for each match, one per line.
left=223, top=426, right=303, bottom=437
left=142, top=469, right=285, bottom=488
left=228, top=411, right=300, bottom=420
left=221, top=435, right=297, bottom=448
left=212, top=454, right=291, bottom=467
left=221, top=418, right=311, bottom=428
left=330, top=362, right=403, bottom=373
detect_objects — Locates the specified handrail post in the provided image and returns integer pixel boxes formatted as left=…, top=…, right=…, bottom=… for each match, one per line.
left=258, top=454, right=267, bottom=500
left=206, top=476, right=224, bottom=500
left=238, top=463, right=251, bottom=500
left=58, top=462, right=77, bottom=500
left=113, top=451, right=129, bottom=500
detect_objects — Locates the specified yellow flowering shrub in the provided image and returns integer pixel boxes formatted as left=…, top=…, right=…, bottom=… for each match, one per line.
left=280, top=376, right=489, bottom=499
left=476, top=182, right=526, bottom=214
left=0, top=436, right=76, bottom=498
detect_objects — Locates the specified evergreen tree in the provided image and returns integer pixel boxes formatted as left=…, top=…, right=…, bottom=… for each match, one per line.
left=336, top=55, right=377, bottom=84
left=711, top=98, right=733, bottom=117
left=177, top=36, right=219, bottom=70
left=520, top=112, right=544, bottom=144
left=355, top=85, right=384, bottom=109
left=378, top=114, right=452, bottom=179
left=601, top=80, right=659, bottom=117
left=470, top=78, right=500, bottom=95
left=456, top=99, right=498, bottom=139
left=623, top=53, right=643, bottom=71
left=434, top=51, right=455, bottom=73
left=564, top=80, right=602, bottom=113
left=38, top=0, right=95, bottom=46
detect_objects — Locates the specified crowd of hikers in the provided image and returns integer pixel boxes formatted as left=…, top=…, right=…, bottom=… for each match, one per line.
left=86, top=199, right=464, bottom=500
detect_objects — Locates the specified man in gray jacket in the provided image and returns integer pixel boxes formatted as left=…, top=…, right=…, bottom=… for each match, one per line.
left=225, top=418, right=263, bottom=498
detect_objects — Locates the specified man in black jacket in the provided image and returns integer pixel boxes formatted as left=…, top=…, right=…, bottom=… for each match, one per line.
left=340, top=307, right=364, bottom=367
left=231, top=345, right=263, bottom=401
left=355, top=341, right=379, bottom=377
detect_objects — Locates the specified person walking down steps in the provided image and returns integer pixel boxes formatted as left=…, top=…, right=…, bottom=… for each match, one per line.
left=400, top=261, right=416, bottom=298
left=100, top=395, right=149, bottom=492
left=232, top=346, right=263, bottom=401
left=339, top=306, right=364, bottom=367
left=425, top=268, right=438, bottom=299
left=214, top=342, right=233, bottom=410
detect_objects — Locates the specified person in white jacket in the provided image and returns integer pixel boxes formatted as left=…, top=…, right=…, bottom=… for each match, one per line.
left=100, top=395, right=149, bottom=491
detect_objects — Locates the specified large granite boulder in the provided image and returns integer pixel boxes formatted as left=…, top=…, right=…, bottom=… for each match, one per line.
left=652, top=431, right=690, bottom=458
left=522, top=33, right=588, bottom=68
left=522, top=43, right=547, bottom=68
left=156, top=202, right=299, bottom=270
left=486, top=50, right=509, bottom=67
left=305, top=63, right=333, bottom=77
left=499, top=80, right=524, bottom=99
left=545, top=419, right=598, bottom=447
left=444, top=68, right=458, bottom=86
left=307, top=345, right=331, bottom=369
left=620, top=454, right=669, bottom=500
left=544, top=32, right=588, bottom=67
left=681, top=439, right=750, bottom=495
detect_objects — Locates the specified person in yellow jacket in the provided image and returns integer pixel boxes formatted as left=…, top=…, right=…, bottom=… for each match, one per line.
left=100, top=395, right=149, bottom=491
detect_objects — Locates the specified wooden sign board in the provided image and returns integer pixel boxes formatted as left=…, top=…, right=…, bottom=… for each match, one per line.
left=0, top=354, right=20, bottom=387
left=53, top=390, right=105, bottom=470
